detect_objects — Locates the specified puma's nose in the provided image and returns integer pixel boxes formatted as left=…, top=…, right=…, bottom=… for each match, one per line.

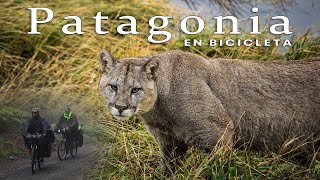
left=115, top=104, right=128, bottom=113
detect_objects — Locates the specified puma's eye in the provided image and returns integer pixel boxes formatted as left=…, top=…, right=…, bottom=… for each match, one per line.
left=110, top=85, right=118, bottom=91
left=131, top=88, right=141, bottom=94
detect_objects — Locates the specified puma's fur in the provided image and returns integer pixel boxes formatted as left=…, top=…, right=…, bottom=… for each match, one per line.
left=99, top=50, right=320, bottom=173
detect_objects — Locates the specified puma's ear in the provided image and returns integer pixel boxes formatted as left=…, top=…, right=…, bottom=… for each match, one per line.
left=142, top=58, right=159, bottom=80
left=99, top=50, right=117, bottom=73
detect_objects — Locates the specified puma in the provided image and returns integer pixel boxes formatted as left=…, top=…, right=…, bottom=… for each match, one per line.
left=98, top=50, right=320, bottom=173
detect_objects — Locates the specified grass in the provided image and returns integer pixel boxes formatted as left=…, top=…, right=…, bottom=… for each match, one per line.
left=0, top=106, right=28, bottom=133
left=0, top=107, right=28, bottom=159
left=0, top=137, right=25, bottom=160
left=284, top=33, right=320, bottom=60
left=92, top=119, right=320, bottom=179
left=0, top=0, right=319, bottom=179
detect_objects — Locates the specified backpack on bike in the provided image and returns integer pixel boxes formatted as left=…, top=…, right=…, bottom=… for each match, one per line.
left=46, top=130, right=55, bottom=143
left=76, top=129, right=83, bottom=147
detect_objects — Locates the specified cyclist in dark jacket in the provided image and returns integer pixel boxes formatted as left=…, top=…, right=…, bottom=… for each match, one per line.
left=22, top=108, right=50, bottom=135
left=22, top=108, right=55, bottom=157
left=56, top=106, right=83, bottom=147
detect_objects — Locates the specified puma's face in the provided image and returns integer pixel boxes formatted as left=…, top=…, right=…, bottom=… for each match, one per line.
left=99, top=51, right=158, bottom=121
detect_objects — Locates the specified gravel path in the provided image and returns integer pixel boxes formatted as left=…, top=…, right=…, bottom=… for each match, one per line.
left=0, top=143, right=97, bottom=180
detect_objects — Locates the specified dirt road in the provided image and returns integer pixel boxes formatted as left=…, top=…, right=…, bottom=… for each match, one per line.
left=0, top=144, right=97, bottom=180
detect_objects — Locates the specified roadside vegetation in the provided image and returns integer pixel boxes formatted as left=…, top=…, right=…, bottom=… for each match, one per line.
left=0, top=0, right=319, bottom=179
left=0, top=107, right=28, bottom=159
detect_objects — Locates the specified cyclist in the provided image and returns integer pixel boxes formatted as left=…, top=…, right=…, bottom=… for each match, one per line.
left=55, top=106, right=83, bottom=147
left=22, top=108, right=55, bottom=157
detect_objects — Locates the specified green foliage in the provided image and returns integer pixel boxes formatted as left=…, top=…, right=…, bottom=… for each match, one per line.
left=93, top=120, right=320, bottom=179
left=0, top=0, right=319, bottom=179
left=82, top=124, right=105, bottom=142
left=284, top=34, right=320, bottom=60
left=0, top=106, right=28, bottom=159
left=314, top=161, right=320, bottom=177
left=92, top=120, right=160, bottom=179
left=0, top=106, right=28, bottom=133
left=0, top=137, right=25, bottom=159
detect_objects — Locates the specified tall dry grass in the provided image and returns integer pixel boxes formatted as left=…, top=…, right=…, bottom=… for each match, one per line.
left=1, top=0, right=320, bottom=179
left=0, top=0, right=173, bottom=122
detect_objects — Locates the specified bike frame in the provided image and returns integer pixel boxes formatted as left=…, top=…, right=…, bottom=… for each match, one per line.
left=57, top=128, right=78, bottom=160
left=26, top=134, right=43, bottom=174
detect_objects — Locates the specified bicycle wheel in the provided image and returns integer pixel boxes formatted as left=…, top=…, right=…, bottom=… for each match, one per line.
left=31, top=148, right=36, bottom=174
left=57, top=140, right=67, bottom=161
left=70, top=140, right=77, bottom=158
left=38, top=156, right=43, bottom=169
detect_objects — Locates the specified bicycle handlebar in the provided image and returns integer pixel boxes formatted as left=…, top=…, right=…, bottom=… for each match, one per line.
left=57, top=127, right=70, bottom=133
left=25, top=133, right=44, bottom=139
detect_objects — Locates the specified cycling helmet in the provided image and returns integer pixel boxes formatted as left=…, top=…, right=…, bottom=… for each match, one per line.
left=31, top=108, right=40, bottom=113
left=65, top=105, right=71, bottom=112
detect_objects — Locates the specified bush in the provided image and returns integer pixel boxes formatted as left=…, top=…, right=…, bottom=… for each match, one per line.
left=0, top=106, right=28, bottom=133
